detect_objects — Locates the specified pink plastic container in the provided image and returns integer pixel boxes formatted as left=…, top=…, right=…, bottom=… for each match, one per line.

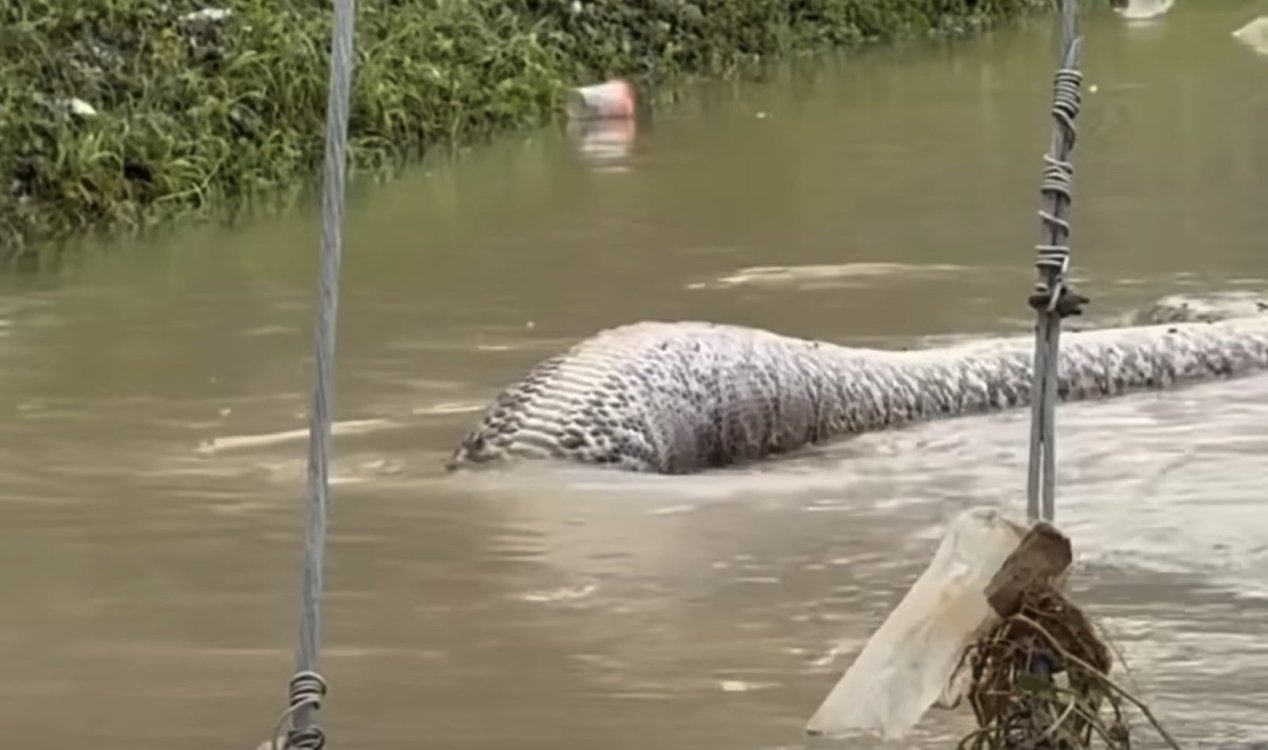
left=566, top=79, right=636, bottom=121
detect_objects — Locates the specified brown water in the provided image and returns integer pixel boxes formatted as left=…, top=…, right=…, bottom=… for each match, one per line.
left=4, top=4, right=1268, bottom=748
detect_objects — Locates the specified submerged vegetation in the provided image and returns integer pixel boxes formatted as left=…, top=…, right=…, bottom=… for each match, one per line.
left=0, top=0, right=1044, bottom=261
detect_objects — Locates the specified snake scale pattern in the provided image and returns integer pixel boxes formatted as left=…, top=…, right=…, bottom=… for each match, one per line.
left=447, top=299, right=1268, bottom=474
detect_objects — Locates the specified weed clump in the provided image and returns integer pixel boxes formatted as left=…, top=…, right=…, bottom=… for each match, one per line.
left=959, top=584, right=1182, bottom=750
left=0, top=0, right=1043, bottom=262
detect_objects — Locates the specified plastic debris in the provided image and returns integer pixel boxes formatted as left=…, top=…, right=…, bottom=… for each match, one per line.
left=567, top=79, right=636, bottom=121
left=958, top=523, right=1186, bottom=750
left=805, top=506, right=1029, bottom=740
left=1232, top=17, right=1268, bottom=56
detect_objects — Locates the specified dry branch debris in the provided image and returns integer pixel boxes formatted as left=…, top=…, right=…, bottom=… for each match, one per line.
left=956, top=523, right=1181, bottom=750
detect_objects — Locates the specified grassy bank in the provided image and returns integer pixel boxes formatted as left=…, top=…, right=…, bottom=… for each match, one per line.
left=0, top=0, right=1045, bottom=262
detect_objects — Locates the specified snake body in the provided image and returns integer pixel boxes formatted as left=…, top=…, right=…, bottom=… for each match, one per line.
left=447, top=303, right=1268, bottom=474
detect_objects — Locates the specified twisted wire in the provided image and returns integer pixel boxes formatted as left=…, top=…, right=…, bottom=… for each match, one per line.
left=262, top=0, right=356, bottom=747
left=1034, top=67, right=1083, bottom=309
left=271, top=672, right=330, bottom=750
left=1026, top=0, right=1085, bottom=524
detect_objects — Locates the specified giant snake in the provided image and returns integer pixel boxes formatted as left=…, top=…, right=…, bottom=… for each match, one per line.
left=446, top=297, right=1268, bottom=474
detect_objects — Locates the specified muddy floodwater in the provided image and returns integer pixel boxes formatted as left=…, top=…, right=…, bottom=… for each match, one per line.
left=3, top=4, right=1268, bottom=749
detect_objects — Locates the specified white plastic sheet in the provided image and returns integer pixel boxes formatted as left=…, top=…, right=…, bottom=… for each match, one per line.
left=805, top=506, right=1028, bottom=740
left=1232, top=17, right=1268, bottom=56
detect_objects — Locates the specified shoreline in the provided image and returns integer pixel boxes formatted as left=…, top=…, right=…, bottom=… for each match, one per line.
left=0, top=0, right=1046, bottom=263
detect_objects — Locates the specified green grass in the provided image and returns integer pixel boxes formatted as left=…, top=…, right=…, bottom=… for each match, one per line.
left=0, top=0, right=1045, bottom=263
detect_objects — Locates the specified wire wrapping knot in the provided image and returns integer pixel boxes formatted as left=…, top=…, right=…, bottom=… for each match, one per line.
left=269, top=671, right=329, bottom=750
left=285, top=725, right=327, bottom=750
left=1049, top=68, right=1083, bottom=143
left=289, top=671, right=328, bottom=711
left=1031, top=65, right=1087, bottom=318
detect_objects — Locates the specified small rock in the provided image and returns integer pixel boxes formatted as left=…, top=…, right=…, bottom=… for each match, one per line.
left=67, top=98, right=97, bottom=118
left=41, top=95, right=98, bottom=120
left=182, top=7, right=233, bottom=24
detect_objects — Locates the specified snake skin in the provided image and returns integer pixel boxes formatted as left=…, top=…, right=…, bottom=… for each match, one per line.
left=447, top=304, right=1268, bottom=474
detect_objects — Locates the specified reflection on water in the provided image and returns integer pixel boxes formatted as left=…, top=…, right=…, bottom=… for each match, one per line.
left=1113, top=0, right=1176, bottom=22
left=685, top=262, right=974, bottom=291
left=569, top=117, right=638, bottom=167
left=2, top=3, right=1268, bottom=749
